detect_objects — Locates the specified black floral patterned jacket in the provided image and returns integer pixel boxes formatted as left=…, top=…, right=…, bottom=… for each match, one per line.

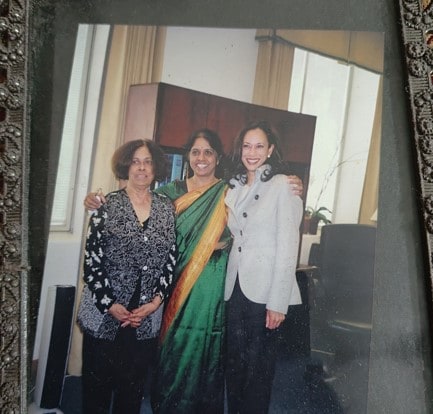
left=77, top=189, right=177, bottom=341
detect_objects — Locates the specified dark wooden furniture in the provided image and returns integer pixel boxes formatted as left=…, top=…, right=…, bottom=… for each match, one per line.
left=123, top=82, right=316, bottom=196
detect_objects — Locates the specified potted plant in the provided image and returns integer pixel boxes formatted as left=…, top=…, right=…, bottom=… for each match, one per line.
left=303, top=206, right=332, bottom=235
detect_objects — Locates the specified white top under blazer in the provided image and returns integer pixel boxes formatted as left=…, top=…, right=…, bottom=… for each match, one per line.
left=224, top=165, right=303, bottom=314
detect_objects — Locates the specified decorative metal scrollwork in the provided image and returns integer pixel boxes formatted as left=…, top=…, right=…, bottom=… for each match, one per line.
left=0, top=0, right=431, bottom=412
left=0, top=0, right=26, bottom=412
left=399, top=0, right=433, bottom=241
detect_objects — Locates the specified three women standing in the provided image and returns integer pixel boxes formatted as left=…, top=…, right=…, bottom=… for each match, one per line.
left=83, top=123, right=303, bottom=414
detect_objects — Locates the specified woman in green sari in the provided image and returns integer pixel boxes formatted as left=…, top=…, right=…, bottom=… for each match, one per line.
left=151, top=129, right=231, bottom=413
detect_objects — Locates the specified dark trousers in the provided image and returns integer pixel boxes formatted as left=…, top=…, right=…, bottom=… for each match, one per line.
left=226, top=279, right=279, bottom=414
left=82, top=329, right=157, bottom=414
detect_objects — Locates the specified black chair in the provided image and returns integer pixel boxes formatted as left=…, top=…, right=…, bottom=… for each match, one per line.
left=308, top=223, right=376, bottom=363
left=304, top=224, right=376, bottom=412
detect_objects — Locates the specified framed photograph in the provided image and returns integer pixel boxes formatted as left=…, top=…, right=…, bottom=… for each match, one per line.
left=2, top=0, right=433, bottom=412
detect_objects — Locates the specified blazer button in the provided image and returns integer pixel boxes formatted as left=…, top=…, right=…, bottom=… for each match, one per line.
left=243, top=212, right=247, bottom=218
left=255, top=194, right=259, bottom=200
left=238, top=246, right=242, bottom=252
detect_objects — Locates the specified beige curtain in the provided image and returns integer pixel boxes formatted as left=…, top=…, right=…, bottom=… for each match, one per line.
left=359, top=76, right=382, bottom=225
left=253, top=29, right=383, bottom=224
left=68, top=25, right=166, bottom=375
left=274, top=30, right=384, bottom=73
left=252, top=29, right=384, bottom=110
left=91, top=25, right=166, bottom=194
left=252, top=29, right=294, bottom=109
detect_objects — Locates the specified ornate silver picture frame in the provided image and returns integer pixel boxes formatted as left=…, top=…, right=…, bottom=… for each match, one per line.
left=400, top=0, right=433, bottom=279
left=2, top=0, right=432, bottom=412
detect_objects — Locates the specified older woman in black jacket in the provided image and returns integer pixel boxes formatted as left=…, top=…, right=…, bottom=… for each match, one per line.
left=77, top=139, right=177, bottom=414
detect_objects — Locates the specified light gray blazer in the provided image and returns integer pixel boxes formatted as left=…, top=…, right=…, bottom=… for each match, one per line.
left=224, top=167, right=303, bottom=314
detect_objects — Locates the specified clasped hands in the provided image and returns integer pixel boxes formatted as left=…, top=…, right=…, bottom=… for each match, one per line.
left=108, top=296, right=162, bottom=328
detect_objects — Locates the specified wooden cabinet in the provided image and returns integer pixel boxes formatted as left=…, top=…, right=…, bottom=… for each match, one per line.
left=124, top=82, right=316, bottom=196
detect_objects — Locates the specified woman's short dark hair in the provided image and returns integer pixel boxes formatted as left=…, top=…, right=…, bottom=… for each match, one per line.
left=184, top=128, right=227, bottom=178
left=111, top=139, right=168, bottom=181
left=229, top=120, right=284, bottom=184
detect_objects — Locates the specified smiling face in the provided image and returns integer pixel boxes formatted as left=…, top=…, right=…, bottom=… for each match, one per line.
left=128, top=145, right=155, bottom=189
left=241, top=128, right=274, bottom=179
left=188, top=136, right=219, bottom=179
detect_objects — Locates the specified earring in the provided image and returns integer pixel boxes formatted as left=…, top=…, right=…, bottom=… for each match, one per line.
left=267, top=155, right=271, bottom=158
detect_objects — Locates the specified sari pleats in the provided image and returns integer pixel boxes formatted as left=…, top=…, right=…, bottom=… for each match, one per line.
left=152, top=180, right=230, bottom=414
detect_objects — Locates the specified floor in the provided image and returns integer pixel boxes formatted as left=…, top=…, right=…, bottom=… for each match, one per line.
left=37, top=271, right=371, bottom=413
left=57, top=352, right=368, bottom=414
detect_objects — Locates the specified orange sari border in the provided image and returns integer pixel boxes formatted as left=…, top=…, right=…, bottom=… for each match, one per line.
left=174, top=179, right=220, bottom=215
left=159, top=182, right=227, bottom=342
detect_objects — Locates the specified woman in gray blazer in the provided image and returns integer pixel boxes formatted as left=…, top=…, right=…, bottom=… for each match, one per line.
left=225, top=120, right=303, bottom=414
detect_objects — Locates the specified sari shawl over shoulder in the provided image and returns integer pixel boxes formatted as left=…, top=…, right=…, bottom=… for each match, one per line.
left=152, top=179, right=231, bottom=414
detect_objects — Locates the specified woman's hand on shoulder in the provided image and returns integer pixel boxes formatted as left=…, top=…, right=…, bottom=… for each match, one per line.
left=266, top=309, right=285, bottom=330
left=286, top=175, right=303, bottom=197
left=84, top=189, right=106, bottom=210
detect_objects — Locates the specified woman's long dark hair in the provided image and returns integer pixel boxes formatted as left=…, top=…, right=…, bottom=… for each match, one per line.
left=184, top=128, right=227, bottom=179
left=229, top=120, right=285, bottom=185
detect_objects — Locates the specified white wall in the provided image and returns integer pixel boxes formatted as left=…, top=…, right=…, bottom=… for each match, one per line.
left=162, top=27, right=258, bottom=103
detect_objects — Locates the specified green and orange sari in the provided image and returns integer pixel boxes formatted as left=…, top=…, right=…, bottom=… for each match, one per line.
left=152, top=179, right=231, bottom=414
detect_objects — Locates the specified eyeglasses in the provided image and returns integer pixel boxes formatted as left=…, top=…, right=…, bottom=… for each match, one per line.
left=190, top=148, right=216, bottom=157
left=131, top=158, right=153, bottom=167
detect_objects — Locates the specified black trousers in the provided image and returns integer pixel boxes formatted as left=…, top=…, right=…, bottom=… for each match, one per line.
left=82, top=329, right=157, bottom=414
left=226, top=279, right=279, bottom=414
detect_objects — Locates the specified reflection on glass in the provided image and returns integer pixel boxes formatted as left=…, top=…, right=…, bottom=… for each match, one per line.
left=31, top=25, right=383, bottom=414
